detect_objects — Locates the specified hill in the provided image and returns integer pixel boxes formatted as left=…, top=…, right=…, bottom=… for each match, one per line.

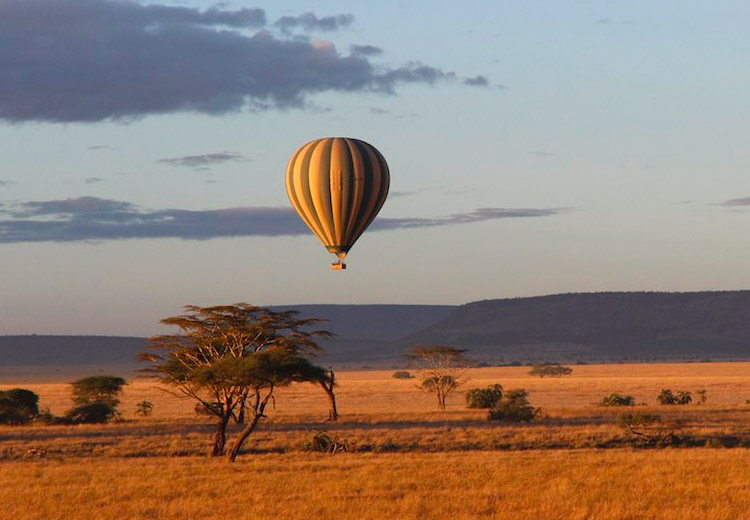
left=403, top=291, right=750, bottom=362
left=1, top=292, right=749, bottom=371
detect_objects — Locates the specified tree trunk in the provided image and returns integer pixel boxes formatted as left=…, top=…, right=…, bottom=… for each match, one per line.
left=226, top=388, right=271, bottom=463
left=320, top=371, right=338, bottom=421
left=437, top=390, right=446, bottom=410
left=226, top=412, right=262, bottom=462
left=211, top=414, right=231, bottom=456
left=234, top=391, right=247, bottom=424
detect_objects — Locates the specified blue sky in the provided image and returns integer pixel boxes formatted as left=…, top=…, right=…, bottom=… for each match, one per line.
left=1, top=0, right=749, bottom=335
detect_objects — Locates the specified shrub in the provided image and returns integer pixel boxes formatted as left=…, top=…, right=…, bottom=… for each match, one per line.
left=392, top=371, right=415, bottom=379
left=528, top=363, right=573, bottom=378
left=618, top=412, right=681, bottom=445
left=305, top=431, right=354, bottom=453
left=0, top=389, right=40, bottom=425
left=135, top=401, right=153, bottom=417
left=657, top=389, right=692, bottom=405
left=488, top=389, right=537, bottom=422
left=465, top=384, right=503, bottom=409
left=599, top=393, right=635, bottom=407
left=63, top=403, right=116, bottom=424
left=656, top=389, right=676, bottom=405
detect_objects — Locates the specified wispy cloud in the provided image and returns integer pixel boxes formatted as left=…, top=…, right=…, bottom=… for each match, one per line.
left=84, top=177, right=106, bottom=184
left=718, top=197, right=750, bottom=207
left=529, top=150, right=554, bottom=157
left=87, top=145, right=112, bottom=151
left=157, top=152, right=249, bottom=168
left=0, top=1, right=485, bottom=123
left=274, top=12, right=354, bottom=34
left=351, top=44, right=383, bottom=56
left=0, top=180, right=13, bottom=188
left=389, top=186, right=444, bottom=198
left=0, top=197, right=567, bottom=243
left=463, top=75, right=490, bottom=87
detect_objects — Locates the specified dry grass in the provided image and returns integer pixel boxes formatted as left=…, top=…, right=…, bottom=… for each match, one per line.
left=2, top=450, right=749, bottom=520
left=2, top=362, right=750, bottom=518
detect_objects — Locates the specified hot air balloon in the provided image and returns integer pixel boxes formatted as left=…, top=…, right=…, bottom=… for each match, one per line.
left=286, top=137, right=390, bottom=270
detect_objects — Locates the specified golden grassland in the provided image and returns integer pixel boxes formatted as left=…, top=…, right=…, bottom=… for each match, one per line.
left=2, top=362, right=750, bottom=519
left=1, top=450, right=749, bottom=520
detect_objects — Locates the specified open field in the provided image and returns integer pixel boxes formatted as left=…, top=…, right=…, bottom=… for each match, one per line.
left=2, top=362, right=750, bottom=519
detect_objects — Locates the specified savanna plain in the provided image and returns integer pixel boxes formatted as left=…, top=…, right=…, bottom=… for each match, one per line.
left=2, top=362, right=749, bottom=520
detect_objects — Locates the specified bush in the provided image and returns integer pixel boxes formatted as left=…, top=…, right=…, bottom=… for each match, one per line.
left=305, top=431, right=355, bottom=453
left=657, top=389, right=692, bottom=405
left=528, top=363, right=573, bottom=378
left=618, top=412, right=681, bottom=445
left=63, top=403, right=116, bottom=424
left=0, top=389, right=40, bottom=425
left=465, top=384, right=503, bottom=409
left=135, top=401, right=153, bottom=417
left=599, top=393, right=635, bottom=407
left=392, top=371, right=415, bottom=379
left=488, top=389, right=537, bottom=422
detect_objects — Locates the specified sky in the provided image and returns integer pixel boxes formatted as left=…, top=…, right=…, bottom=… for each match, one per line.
left=1, top=0, right=749, bottom=335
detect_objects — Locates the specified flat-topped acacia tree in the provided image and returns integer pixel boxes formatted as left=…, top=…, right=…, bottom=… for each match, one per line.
left=406, top=345, right=474, bottom=410
left=140, top=304, right=332, bottom=462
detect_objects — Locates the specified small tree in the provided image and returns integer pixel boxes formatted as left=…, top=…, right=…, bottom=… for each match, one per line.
left=696, top=388, right=707, bottom=404
left=599, top=393, right=636, bottom=407
left=392, top=371, right=415, bottom=379
left=135, top=401, right=153, bottom=417
left=528, top=363, right=573, bottom=378
left=140, top=303, right=331, bottom=462
left=71, top=376, right=126, bottom=408
left=405, top=345, right=473, bottom=410
left=0, top=389, right=40, bottom=425
left=488, top=389, right=537, bottom=422
left=465, top=384, right=503, bottom=409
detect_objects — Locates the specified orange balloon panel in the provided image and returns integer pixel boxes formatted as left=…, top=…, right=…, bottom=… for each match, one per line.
left=286, top=137, right=390, bottom=260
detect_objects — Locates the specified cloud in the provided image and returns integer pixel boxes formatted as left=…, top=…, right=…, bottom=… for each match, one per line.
left=389, top=186, right=444, bottom=198
left=0, top=1, right=479, bottom=123
left=369, top=107, right=388, bottom=115
left=371, top=208, right=568, bottom=231
left=529, top=150, right=555, bottom=157
left=84, top=177, right=106, bottom=184
left=0, top=197, right=566, bottom=243
left=463, top=75, right=490, bottom=87
left=87, top=145, right=112, bottom=151
left=718, top=197, right=750, bottom=207
left=351, top=44, right=383, bottom=56
left=157, top=152, right=249, bottom=168
left=275, top=12, right=354, bottom=34
left=0, top=180, right=13, bottom=188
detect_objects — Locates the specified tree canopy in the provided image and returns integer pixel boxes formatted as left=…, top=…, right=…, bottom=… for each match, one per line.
left=405, top=345, right=473, bottom=410
left=140, top=303, right=331, bottom=461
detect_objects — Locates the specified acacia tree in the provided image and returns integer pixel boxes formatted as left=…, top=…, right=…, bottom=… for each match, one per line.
left=405, top=345, right=473, bottom=410
left=139, top=304, right=331, bottom=462
left=71, top=376, right=127, bottom=407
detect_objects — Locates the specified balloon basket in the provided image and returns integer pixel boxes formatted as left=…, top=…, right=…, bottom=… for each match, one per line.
left=331, top=262, right=347, bottom=270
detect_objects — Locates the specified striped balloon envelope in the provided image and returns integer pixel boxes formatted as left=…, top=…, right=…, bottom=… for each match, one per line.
left=285, top=137, right=390, bottom=270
